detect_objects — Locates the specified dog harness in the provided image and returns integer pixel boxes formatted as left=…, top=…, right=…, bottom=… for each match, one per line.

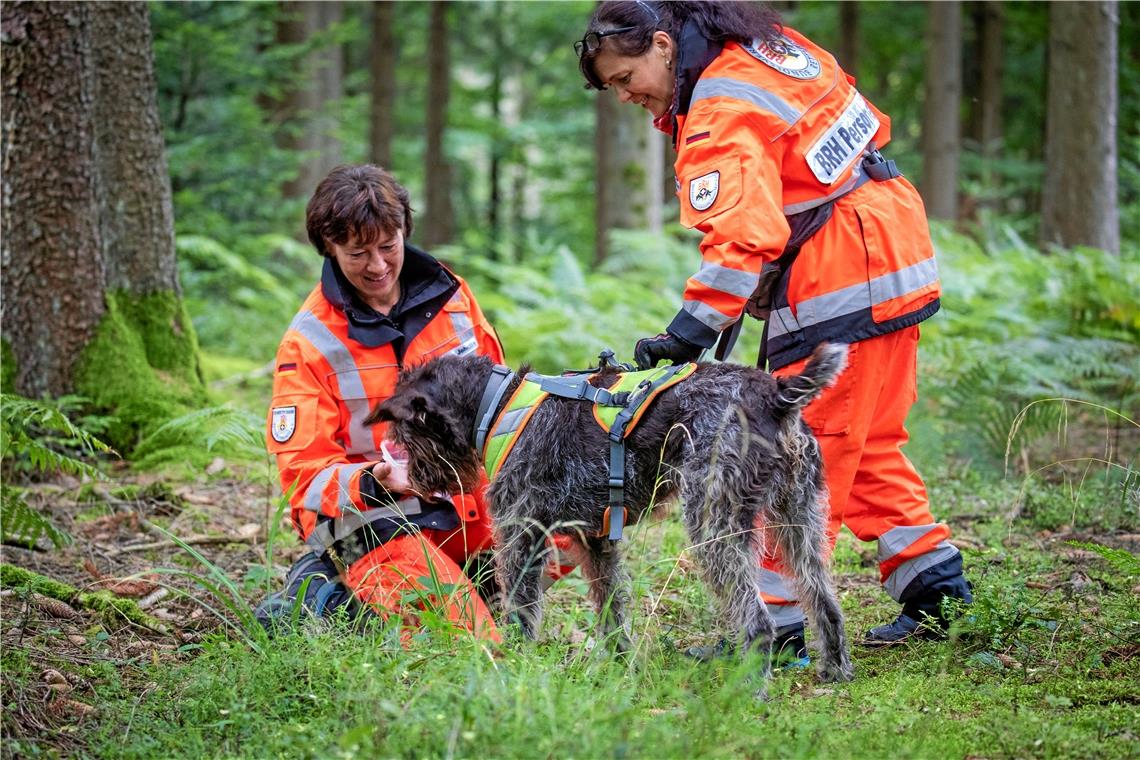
left=473, top=351, right=697, bottom=541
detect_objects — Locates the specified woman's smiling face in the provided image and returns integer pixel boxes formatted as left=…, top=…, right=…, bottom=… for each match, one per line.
left=592, top=31, right=676, bottom=118
left=328, top=228, right=405, bottom=313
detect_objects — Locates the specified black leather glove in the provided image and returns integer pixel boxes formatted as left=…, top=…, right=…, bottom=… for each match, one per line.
left=634, top=332, right=702, bottom=370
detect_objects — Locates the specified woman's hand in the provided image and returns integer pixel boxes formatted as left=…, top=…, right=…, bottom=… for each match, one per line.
left=370, top=459, right=412, bottom=495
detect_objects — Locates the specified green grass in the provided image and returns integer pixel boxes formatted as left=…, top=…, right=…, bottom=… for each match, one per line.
left=43, top=472, right=1132, bottom=760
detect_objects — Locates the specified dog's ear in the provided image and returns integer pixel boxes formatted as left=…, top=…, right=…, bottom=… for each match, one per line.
left=366, top=393, right=428, bottom=426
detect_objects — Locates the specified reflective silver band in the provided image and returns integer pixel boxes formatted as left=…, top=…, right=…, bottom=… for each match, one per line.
left=781, top=162, right=872, bottom=216
left=768, top=256, right=939, bottom=339
left=301, top=461, right=372, bottom=513
left=758, top=567, right=799, bottom=603
left=289, top=311, right=375, bottom=456
left=692, top=261, right=761, bottom=300
left=305, top=496, right=424, bottom=554
left=882, top=541, right=960, bottom=602
left=690, top=76, right=802, bottom=125
left=680, top=298, right=739, bottom=333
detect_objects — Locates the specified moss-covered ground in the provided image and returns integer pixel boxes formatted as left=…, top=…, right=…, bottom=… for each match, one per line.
left=1, top=464, right=1136, bottom=759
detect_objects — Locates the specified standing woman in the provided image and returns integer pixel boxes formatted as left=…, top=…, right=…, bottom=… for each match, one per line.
left=576, top=1, right=972, bottom=657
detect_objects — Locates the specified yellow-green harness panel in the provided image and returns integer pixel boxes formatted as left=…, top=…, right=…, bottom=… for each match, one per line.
left=480, top=361, right=699, bottom=539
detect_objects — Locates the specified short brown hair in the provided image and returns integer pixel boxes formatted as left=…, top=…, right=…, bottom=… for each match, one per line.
left=305, top=164, right=414, bottom=257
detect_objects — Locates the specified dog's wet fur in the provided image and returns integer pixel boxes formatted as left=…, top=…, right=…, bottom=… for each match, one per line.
left=368, top=343, right=854, bottom=684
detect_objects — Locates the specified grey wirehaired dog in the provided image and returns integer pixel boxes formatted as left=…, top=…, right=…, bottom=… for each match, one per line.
left=366, top=343, right=853, bottom=684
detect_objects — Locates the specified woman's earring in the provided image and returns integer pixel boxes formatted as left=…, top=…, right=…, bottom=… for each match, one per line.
left=666, top=58, right=672, bottom=69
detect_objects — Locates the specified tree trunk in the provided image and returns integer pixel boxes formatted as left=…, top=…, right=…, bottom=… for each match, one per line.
left=1, top=1, right=203, bottom=445
left=1041, top=1, right=1119, bottom=254
left=921, top=0, right=962, bottom=221
left=90, top=2, right=180, bottom=296
left=966, top=1, right=1003, bottom=211
left=1, top=1, right=105, bottom=398
left=594, top=94, right=656, bottom=265
left=423, top=0, right=454, bottom=248
left=838, top=1, right=859, bottom=77
left=279, top=1, right=344, bottom=204
left=368, top=0, right=396, bottom=169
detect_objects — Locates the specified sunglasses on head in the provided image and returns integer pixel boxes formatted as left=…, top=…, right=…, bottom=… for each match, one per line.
left=574, top=26, right=637, bottom=59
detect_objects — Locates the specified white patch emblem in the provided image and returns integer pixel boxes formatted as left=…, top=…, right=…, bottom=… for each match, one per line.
left=689, top=171, right=720, bottom=212
left=805, top=93, right=881, bottom=184
left=744, top=36, right=821, bottom=80
left=271, top=406, right=297, bottom=443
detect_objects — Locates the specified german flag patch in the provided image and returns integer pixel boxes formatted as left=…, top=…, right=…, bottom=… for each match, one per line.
left=276, top=362, right=297, bottom=376
left=685, top=130, right=711, bottom=146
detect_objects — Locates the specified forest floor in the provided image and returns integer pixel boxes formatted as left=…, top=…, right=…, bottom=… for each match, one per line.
left=2, top=460, right=1138, bottom=759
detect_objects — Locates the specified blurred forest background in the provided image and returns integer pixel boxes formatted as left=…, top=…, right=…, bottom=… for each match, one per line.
left=2, top=0, right=1137, bottom=468
left=1, top=3, right=1138, bottom=757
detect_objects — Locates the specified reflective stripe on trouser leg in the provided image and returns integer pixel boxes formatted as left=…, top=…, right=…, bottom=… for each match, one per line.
left=829, top=328, right=963, bottom=599
left=343, top=532, right=500, bottom=642
left=758, top=569, right=806, bottom=628
left=877, top=524, right=959, bottom=601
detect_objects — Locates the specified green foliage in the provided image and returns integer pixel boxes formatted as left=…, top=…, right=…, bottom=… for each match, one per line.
left=0, top=394, right=117, bottom=549
left=914, top=229, right=1139, bottom=472
left=439, top=226, right=697, bottom=371
left=176, top=233, right=319, bottom=362
left=1067, top=540, right=1140, bottom=579
left=73, top=290, right=207, bottom=452
left=131, top=404, right=268, bottom=471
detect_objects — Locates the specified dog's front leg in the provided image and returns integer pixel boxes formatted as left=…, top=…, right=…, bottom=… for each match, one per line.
left=493, top=520, right=548, bottom=640
left=581, top=537, right=633, bottom=653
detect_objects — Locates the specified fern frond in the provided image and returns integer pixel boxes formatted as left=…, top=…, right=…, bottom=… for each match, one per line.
left=0, top=486, right=72, bottom=549
left=132, top=405, right=266, bottom=463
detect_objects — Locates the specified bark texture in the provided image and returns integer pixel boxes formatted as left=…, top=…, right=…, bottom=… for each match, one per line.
left=368, top=0, right=396, bottom=170
left=1041, top=1, right=1119, bottom=253
left=90, top=2, right=179, bottom=295
left=921, top=0, right=963, bottom=220
left=423, top=0, right=454, bottom=248
left=594, top=94, right=656, bottom=265
left=1, top=2, right=105, bottom=397
left=278, top=1, right=344, bottom=203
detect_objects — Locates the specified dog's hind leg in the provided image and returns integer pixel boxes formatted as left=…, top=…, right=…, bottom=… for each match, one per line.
left=769, top=486, right=854, bottom=683
left=493, top=516, right=548, bottom=640
left=682, top=453, right=778, bottom=687
left=580, top=536, right=632, bottom=652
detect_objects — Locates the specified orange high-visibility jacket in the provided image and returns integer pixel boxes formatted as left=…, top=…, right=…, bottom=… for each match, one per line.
left=667, top=28, right=941, bottom=369
left=266, top=247, right=504, bottom=545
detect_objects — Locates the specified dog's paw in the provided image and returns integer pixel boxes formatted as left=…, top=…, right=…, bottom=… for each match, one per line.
left=817, top=657, right=855, bottom=683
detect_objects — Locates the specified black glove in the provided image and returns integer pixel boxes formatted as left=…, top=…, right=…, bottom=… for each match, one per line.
left=634, top=332, right=702, bottom=370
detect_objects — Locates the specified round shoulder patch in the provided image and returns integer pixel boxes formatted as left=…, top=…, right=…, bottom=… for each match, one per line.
left=743, top=36, right=821, bottom=80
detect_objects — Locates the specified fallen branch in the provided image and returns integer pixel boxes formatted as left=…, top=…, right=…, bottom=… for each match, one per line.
left=104, top=534, right=258, bottom=556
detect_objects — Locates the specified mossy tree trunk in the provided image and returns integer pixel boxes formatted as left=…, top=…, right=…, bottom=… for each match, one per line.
left=1, top=1, right=203, bottom=448
left=2, top=2, right=106, bottom=398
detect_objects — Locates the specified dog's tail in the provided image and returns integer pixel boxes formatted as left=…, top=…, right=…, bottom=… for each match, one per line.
left=772, top=343, right=848, bottom=416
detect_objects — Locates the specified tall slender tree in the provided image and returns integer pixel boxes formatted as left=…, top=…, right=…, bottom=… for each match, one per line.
left=277, top=1, right=344, bottom=204
left=1041, top=1, right=1119, bottom=253
left=921, top=0, right=963, bottom=220
left=1, top=1, right=202, bottom=443
left=594, top=94, right=659, bottom=265
left=369, top=1, right=396, bottom=170
left=423, top=0, right=454, bottom=248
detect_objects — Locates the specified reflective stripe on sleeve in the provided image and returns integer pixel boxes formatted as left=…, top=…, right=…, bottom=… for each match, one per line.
left=289, top=311, right=375, bottom=456
left=690, top=77, right=802, bottom=125
left=768, top=256, right=939, bottom=339
left=301, top=461, right=372, bottom=513
left=680, top=298, right=739, bottom=333
left=692, top=261, right=761, bottom=300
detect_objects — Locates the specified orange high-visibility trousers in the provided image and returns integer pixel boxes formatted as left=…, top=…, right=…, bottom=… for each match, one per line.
left=759, top=327, right=959, bottom=627
left=344, top=518, right=501, bottom=643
